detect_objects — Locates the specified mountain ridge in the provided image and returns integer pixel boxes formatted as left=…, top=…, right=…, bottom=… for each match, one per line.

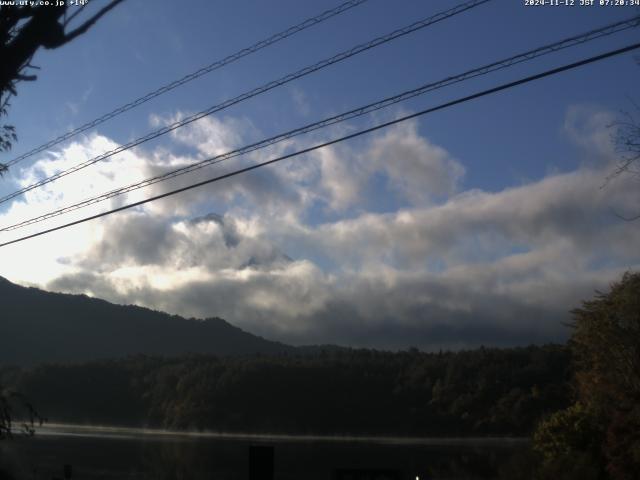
left=0, top=276, right=294, bottom=365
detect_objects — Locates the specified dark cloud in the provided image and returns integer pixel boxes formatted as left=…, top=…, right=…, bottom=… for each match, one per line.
left=48, top=259, right=593, bottom=351
left=76, top=212, right=178, bottom=269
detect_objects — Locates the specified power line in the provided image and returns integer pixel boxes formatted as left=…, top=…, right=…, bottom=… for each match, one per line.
left=0, top=0, right=491, bottom=206
left=2, top=15, right=637, bottom=233
left=3, top=0, right=370, bottom=168
left=1, top=41, right=638, bottom=249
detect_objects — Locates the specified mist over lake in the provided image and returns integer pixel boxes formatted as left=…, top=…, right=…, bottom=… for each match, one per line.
left=2, top=424, right=529, bottom=480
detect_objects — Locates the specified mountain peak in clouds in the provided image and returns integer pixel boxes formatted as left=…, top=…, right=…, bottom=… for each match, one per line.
left=190, top=212, right=224, bottom=226
left=0, top=278, right=293, bottom=365
left=189, top=212, right=293, bottom=268
left=190, top=212, right=241, bottom=248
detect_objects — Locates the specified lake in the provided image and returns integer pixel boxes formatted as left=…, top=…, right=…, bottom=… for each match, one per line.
left=0, top=424, right=531, bottom=479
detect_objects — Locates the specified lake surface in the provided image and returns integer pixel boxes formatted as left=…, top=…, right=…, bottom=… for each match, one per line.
left=0, top=424, right=531, bottom=479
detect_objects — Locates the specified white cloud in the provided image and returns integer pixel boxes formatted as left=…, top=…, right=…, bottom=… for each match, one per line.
left=365, top=121, right=464, bottom=204
left=158, top=113, right=254, bottom=157
left=563, top=104, right=617, bottom=161
left=291, top=86, right=311, bottom=117
left=1, top=107, right=639, bottom=350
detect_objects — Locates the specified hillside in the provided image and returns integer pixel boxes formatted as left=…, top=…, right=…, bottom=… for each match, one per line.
left=0, top=276, right=293, bottom=365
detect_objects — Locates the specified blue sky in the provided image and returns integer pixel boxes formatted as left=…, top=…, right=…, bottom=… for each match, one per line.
left=4, top=0, right=638, bottom=191
left=0, top=0, right=639, bottom=349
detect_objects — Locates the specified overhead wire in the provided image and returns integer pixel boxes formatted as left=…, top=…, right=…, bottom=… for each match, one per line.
left=1, top=41, right=638, bottom=248
left=0, top=15, right=640, bottom=232
left=0, top=0, right=492, bottom=206
left=0, top=14, right=638, bottom=233
left=3, top=0, right=371, bottom=168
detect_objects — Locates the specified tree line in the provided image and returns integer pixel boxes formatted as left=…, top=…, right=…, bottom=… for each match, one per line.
left=0, top=344, right=571, bottom=437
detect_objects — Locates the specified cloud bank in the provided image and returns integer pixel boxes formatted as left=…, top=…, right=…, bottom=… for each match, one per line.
left=1, top=108, right=638, bottom=350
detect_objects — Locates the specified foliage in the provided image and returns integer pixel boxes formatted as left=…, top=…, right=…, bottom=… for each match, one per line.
left=532, top=272, right=640, bottom=479
left=570, top=272, right=640, bottom=411
left=533, top=402, right=605, bottom=478
left=0, top=97, right=15, bottom=176
left=571, top=272, right=640, bottom=479
left=0, top=345, right=571, bottom=437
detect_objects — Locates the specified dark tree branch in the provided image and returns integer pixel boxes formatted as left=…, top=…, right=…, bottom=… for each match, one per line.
left=63, top=4, right=84, bottom=28
left=61, top=0, right=126, bottom=44
left=15, top=73, right=37, bottom=82
left=606, top=101, right=640, bottom=219
left=0, top=1, right=126, bottom=160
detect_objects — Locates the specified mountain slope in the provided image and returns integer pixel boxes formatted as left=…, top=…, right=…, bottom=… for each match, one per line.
left=0, top=276, right=293, bottom=365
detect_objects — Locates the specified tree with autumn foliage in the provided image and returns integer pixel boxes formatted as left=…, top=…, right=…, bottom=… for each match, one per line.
left=534, top=272, right=640, bottom=479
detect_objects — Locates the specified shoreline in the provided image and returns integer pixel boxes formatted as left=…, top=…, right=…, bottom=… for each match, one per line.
left=28, top=422, right=530, bottom=446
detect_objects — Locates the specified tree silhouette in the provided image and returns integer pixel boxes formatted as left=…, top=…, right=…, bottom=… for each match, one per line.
left=0, top=1, right=125, bottom=173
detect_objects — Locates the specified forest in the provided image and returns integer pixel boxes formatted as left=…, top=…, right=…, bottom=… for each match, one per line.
left=0, top=344, right=571, bottom=437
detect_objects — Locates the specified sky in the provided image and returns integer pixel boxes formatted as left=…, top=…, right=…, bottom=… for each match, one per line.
left=0, top=0, right=639, bottom=350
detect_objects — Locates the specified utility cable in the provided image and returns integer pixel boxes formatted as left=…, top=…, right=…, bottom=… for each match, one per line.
left=1, top=41, right=638, bottom=248
left=3, top=0, right=371, bottom=168
left=1, top=15, right=637, bottom=232
left=0, top=0, right=491, bottom=205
